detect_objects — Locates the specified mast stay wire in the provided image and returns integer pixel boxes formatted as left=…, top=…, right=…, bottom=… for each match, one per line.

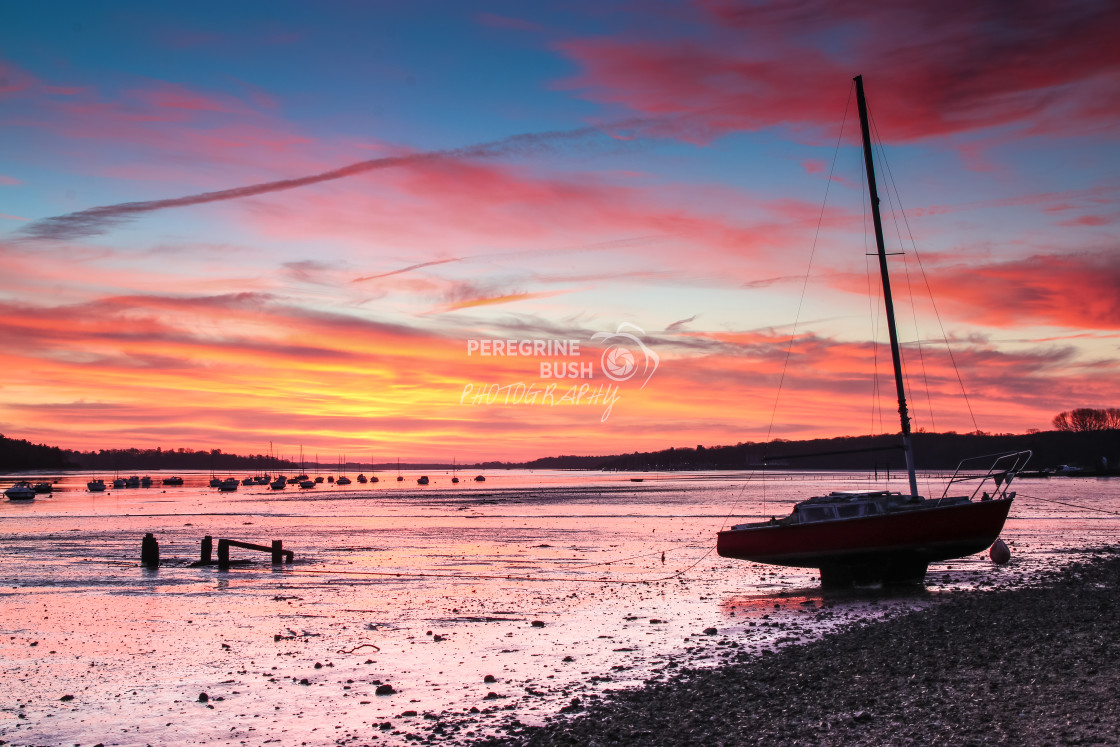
left=866, top=108, right=936, bottom=499
left=868, top=107, right=980, bottom=434
left=762, top=81, right=856, bottom=510
left=866, top=101, right=985, bottom=498
left=861, top=132, right=888, bottom=488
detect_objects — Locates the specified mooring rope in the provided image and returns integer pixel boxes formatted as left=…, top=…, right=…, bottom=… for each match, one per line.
left=1015, top=492, right=1120, bottom=517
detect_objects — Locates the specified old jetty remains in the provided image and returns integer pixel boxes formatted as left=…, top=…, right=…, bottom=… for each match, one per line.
left=196, top=535, right=294, bottom=568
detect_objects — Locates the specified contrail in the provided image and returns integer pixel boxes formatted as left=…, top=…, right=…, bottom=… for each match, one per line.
left=19, top=122, right=645, bottom=241
left=352, top=257, right=462, bottom=283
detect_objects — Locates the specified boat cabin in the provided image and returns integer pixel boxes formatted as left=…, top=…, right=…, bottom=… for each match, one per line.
left=793, top=490, right=898, bottom=523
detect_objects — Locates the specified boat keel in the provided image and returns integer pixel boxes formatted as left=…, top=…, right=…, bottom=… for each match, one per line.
left=819, top=555, right=929, bottom=588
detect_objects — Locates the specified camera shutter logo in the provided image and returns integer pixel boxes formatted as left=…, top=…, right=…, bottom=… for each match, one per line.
left=591, top=323, right=659, bottom=388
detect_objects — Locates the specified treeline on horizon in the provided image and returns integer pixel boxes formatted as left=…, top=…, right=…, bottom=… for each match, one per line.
left=577, top=430, right=1120, bottom=473
left=3, top=420, right=1118, bottom=474
left=471, top=431, right=1120, bottom=473
left=0, top=436, right=300, bottom=472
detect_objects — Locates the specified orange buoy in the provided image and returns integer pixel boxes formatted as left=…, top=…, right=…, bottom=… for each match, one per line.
left=989, top=538, right=1011, bottom=565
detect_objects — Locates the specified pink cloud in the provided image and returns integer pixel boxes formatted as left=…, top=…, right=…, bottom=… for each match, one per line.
left=238, top=155, right=831, bottom=290
left=925, top=251, right=1120, bottom=330
left=555, top=0, right=1120, bottom=142
left=0, top=59, right=38, bottom=96
left=132, top=82, right=252, bottom=113
left=1057, top=214, right=1111, bottom=227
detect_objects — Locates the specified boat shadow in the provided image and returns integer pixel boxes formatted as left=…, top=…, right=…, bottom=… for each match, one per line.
left=720, top=582, right=937, bottom=617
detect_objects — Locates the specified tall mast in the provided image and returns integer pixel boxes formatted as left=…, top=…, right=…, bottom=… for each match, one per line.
left=854, top=75, right=919, bottom=498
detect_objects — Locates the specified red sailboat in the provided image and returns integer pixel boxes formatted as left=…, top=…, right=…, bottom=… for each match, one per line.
left=716, top=76, right=1030, bottom=586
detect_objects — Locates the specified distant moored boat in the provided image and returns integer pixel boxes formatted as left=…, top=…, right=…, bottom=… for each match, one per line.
left=5, top=482, right=35, bottom=501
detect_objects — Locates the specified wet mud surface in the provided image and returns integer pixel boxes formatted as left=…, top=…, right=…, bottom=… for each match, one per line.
left=1, top=471, right=1117, bottom=745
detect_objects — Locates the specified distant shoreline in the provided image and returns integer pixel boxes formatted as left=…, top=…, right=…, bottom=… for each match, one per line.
left=3, top=429, right=1118, bottom=474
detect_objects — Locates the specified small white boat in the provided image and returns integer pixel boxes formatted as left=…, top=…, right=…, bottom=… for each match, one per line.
left=417, top=475, right=429, bottom=485
left=33, top=482, right=53, bottom=494
left=270, top=477, right=287, bottom=490
left=87, top=479, right=107, bottom=492
left=140, top=476, right=153, bottom=488
left=5, top=482, right=35, bottom=501
left=113, top=478, right=127, bottom=489
left=162, top=476, right=184, bottom=486
left=299, top=479, right=316, bottom=489
left=218, top=477, right=239, bottom=492
left=125, top=475, right=141, bottom=488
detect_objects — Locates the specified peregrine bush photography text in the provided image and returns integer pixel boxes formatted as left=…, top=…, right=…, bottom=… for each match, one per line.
left=461, top=323, right=659, bottom=421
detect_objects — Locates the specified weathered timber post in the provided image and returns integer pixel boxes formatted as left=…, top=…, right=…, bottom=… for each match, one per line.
left=217, top=538, right=230, bottom=569
left=201, top=535, right=213, bottom=564
left=141, top=533, right=160, bottom=569
left=271, top=540, right=283, bottom=566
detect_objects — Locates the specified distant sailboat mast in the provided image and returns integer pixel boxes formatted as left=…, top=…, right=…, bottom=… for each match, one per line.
left=855, top=74, right=919, bottom=499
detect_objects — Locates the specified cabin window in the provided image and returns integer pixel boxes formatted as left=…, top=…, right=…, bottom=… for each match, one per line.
left=837, top=505, right=861, bottom=519
left=800, top=507, right=835, bottom=522
left=863, top=503, right=881, bottom=515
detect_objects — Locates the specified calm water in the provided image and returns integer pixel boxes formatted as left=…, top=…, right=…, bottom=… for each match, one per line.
left=2, top=469, right=1117, bottom=745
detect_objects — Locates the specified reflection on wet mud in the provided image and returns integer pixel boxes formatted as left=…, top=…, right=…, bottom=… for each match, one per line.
left=1, top=470, right=1117, bottom=744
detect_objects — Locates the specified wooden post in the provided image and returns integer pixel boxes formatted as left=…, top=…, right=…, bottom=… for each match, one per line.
left=201, top=535, right=213, bottom=564
left=217, top=538, right=230, bottom=569
left=271, top=539, right=283, bottom=566
left=141, top=533, right=160, bottom=569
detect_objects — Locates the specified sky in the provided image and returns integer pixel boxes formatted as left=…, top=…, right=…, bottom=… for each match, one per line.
left=1, top=0, right=1118, bottom=463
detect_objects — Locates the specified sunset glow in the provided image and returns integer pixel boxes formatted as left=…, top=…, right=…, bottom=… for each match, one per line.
left=1, top=2, right=1117, bottom=461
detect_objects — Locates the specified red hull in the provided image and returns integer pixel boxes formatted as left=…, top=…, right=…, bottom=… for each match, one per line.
left=716, top=498, right=1012, bottom=569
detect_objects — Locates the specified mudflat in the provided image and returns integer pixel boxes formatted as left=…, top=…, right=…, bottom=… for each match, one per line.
left=475, top=546, right=1120, bottom=746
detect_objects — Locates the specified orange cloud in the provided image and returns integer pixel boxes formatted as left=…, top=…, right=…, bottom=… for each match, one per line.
left=1, top=289, right=1109, bottom=460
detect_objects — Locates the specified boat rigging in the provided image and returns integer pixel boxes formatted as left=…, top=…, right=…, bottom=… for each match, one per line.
left=716, top=76, right=1030, bottom=586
